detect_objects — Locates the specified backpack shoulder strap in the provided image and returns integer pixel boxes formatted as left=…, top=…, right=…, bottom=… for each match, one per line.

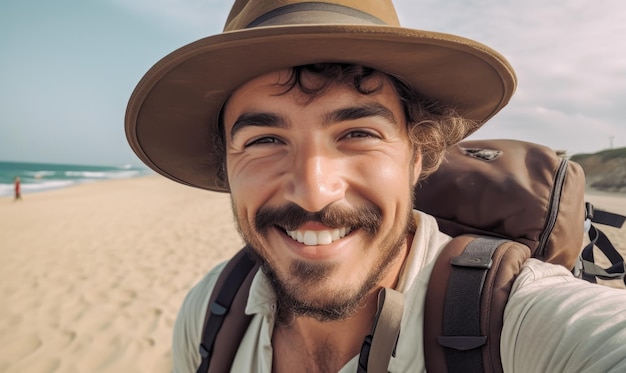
left=197, top=247, right=259, bottom=373
left=589, top=206, right=626, bottom=228
left=357, top=288, right=404, bottom=372
left=424, top=235, right=531, bottom=373
left=197, top=250, right=405, bottom=373
left=579, top=206, right=626, bottom=285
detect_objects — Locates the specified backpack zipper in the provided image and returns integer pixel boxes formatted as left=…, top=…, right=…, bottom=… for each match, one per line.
left=537, top=158, right=569, bottom=256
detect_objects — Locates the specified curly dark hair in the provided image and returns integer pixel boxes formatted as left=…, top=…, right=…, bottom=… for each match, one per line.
left=215, top=63, right=477, bottom=188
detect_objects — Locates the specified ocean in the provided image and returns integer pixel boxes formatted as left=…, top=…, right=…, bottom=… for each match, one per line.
left=0, top=161, right=152, bottom=197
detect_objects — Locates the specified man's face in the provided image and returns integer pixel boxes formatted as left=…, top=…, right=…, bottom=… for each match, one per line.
left=223, top=69, right=422, bottom=321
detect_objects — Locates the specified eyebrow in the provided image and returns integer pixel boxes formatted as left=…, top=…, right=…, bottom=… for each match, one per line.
left=230, top=112, right=286, bottom=141
left=229, top=102, right=398, bottom=140
left=324, top=103, right=398, bottom=126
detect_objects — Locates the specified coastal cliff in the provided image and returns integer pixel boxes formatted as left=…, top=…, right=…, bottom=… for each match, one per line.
left=571, top=148, right=626, bottom=193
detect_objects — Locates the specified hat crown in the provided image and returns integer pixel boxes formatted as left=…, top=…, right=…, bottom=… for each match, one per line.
left=224, top=0, right=401, bottom=31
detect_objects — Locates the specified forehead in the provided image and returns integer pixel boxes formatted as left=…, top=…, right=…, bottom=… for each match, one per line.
left=222, top=68, right=405, bottom=126
left=226, top=69, right=297, bottom=106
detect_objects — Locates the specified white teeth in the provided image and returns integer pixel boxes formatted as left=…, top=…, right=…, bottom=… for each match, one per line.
left=285, top=227, right=352, bottom=246
left=317, top=231, right=332, bottom=245
left=303, top=231, right=317, bottom=246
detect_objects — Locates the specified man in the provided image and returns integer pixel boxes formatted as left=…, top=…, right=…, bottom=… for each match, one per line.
left=125, top=1, right=626, bottom=372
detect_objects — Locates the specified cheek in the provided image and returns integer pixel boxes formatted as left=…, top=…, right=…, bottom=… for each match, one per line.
left=358, top=163, right=412, bottom=207
left=227, top=150, right=286, bottom=189
left=227, top=156, right=273, bottom=203
left=356, top=152, right=416, bottom=218
left=361, top=152, right=414, bottom=188
left=227, top=157, right=283, bottom=232
left=229, top=195, right=250, bottom=234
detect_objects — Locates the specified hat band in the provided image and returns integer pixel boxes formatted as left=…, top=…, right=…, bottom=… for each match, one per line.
left=246, top=2, right=387, bottom=28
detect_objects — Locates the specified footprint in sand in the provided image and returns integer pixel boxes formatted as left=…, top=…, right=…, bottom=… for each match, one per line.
left=0, top=312, right=22, bottom=334
left=6, top=357, right=60, bottom=373
left=143, top=308, right=163, bottom=334
left=144, top=337, right=156, bottom=347
left=112, top=288, right=137, bottom=307
left=56, top=329, right=77, bottom=349
left=2, top=334, right=42, bottom=361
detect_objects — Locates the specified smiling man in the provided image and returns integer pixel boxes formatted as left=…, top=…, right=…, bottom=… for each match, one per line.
left=224, top=68, right=419, bottom=323
left=125, top=1, right=626, bottom=372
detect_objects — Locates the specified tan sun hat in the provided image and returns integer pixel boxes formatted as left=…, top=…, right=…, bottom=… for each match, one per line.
left=125, top=0, right=517, bottom=193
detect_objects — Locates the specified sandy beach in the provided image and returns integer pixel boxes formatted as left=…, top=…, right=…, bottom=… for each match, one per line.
left=0, top=176, right=242, bottom=373
left=1, top=176, right=625, bottom=372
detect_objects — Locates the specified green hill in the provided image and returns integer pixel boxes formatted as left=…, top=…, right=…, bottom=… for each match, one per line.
left=570, top=148, right=626, bottom=193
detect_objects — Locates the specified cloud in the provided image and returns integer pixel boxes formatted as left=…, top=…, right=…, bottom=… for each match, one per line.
left=110, top=0, right=626, bottom=155
left=4, top=0, right=624, bottom=165
left=394, top=0, right=626, bottom=154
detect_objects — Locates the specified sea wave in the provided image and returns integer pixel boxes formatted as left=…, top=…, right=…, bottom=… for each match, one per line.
left=0, top=180, right=76, bottom=197
left=64, top=170, right=141, bottom=179
left=0, top=161, right=151, bottom=197
left=23, top=170, right=57, bottom=178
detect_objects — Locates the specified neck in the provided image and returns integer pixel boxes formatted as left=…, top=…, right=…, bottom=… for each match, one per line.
left=271, top=233, right=412, bottom=372
left=272, top=290, right=380, bottom=373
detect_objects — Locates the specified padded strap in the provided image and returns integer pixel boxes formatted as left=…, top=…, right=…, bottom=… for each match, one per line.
left=438, top=237, right=506, bottom=373
left=424, top=235, right=531, bottom=373
left=197, top=248, right=258, bottom=373
left=357, top=288, right=404, bottom=373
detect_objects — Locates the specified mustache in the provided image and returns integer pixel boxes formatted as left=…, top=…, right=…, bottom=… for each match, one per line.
left=255, top=202, right=382, bottom=234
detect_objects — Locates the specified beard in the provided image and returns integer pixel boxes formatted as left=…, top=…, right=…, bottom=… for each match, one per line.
left=234, top=200, right=415, bottom=324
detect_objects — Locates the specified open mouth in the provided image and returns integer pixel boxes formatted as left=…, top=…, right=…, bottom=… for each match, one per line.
left=284, top=227, right=353, bottom=246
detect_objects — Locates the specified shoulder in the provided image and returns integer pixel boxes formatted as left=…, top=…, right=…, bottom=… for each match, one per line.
left=515, top=258, right=575, bottom=285
left=182, top=262, right=229, bottom=318
left=172, top=260, right=229, bottom=373
left=502, top=259, right=626, bottom=372
left=506, top=258, right=622, bottom=317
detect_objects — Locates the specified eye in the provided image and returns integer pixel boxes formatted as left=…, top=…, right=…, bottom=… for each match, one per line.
left=244, top=136, right=282, bottom=147
left=343, top=130, right=379, bottom=139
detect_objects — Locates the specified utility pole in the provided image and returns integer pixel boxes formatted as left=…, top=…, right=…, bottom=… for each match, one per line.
left=609, top=136, right=615, bottom=149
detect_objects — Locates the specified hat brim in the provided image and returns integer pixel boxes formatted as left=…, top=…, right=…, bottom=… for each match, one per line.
left=125, top=24, right=516, bottom=192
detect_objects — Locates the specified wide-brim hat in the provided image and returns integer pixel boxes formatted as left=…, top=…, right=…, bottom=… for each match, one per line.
left=125, top=0, right=517, bottom=193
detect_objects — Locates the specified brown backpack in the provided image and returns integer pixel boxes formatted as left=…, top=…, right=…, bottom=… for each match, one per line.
left=418, top=139, right=625, bottom=373
left=196, top=139, right=625, bottom=372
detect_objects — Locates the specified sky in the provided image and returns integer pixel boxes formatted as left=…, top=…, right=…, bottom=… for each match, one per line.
left=2, top=0, right=625, bottom=167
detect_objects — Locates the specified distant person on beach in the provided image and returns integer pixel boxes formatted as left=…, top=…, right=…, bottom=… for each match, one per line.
left=125, top=0, right=626, bottom=372
left=14, top=176, right=21, bottom=201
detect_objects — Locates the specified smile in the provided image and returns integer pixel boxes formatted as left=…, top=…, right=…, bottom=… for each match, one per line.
left=285, top=227, right=353, bottom=246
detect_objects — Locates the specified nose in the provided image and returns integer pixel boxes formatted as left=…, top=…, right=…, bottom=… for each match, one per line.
left=284, top=147, right=347, bottom=212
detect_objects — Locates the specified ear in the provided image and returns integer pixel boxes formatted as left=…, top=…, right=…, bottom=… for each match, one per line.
left=411, top=148, right=423, bottom=185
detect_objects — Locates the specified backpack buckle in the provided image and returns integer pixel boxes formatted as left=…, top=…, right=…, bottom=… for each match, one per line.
left=585, top=202, right=594, bottom=220
left=450, top=255, right=493, bottom=269
left=199, top=343, right=210, bottom=358
left=437, top=335, right=487, bottom=351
